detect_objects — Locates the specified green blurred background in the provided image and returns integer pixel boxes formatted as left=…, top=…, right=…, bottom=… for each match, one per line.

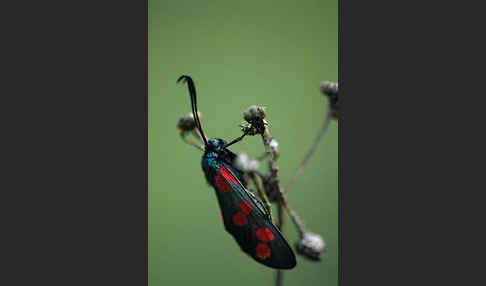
left=149, top=0, right=338, bottom=285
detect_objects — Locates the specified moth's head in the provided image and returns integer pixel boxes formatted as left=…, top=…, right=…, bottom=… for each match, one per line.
left=206, top=138, right=227, bottom=152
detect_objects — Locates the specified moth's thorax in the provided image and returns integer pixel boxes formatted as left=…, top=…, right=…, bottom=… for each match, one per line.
left=202, top=151, right=220, bottom=167
left=205, top=137, right=227, bottom=152
left=201, top=138, right=234, bottom=184
left=202, top=138, right=226, bottom=166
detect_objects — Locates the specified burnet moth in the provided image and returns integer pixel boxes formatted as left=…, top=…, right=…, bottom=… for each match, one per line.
left=177, top=75, right=296, bottom=269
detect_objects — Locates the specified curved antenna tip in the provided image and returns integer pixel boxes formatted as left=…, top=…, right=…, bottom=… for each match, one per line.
left=177, top=74, right=191, bottom=84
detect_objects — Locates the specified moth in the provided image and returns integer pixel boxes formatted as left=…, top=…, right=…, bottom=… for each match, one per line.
left=177, top=75, right=296, bottom=269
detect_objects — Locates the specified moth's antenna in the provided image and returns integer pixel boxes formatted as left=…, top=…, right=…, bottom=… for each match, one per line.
left=177, top=75, right=208, bottom=146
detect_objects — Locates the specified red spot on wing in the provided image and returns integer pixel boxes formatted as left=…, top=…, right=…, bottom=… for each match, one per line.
left=219, top=165, right=238, bottom=185
left=256, top=243, right=271, bottom=260
left=256, top=227, right=275, bottom=242
left=240, top=200, right=253, bottom=214
left=232, top=212, right=248, bottom=226
left=214, top=173, right=231, bottom=193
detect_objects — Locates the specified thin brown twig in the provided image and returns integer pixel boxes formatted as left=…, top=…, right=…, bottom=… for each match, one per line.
left=180, top=132, right=205, bottom=151
left=256, top=152, right=269, bottom=161
left=285, top=110, right=331, bottom=195
left=259, top=117, right=307, bottom=237
left=191, top=129, right=204, bottom=142
left=244, top=106, right=314, bottom=286
left=280, top=193, right=306, bottom=237
left=259, top=124, right=288, bottom=286
left=249, top=172, right=273, bottom=223
left=254, top=170, right=267, bottom=181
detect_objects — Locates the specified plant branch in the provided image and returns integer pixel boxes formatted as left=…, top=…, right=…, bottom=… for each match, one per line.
left=259, top=117, right=307, bottom=237
left=281, top=194, right=306, bottom=237
left=255, top=151, right=270, bottom=161
left=258, top=122, right=288, bottom=286
left=285, top=110, right=331, bottom=195
left=192, top=129, right=204, bottom=143
left=254, top=170, right=267, bottom=181
left=249, top=172, right=273, bottom=223
left=180, top=132, right=205, bottom=151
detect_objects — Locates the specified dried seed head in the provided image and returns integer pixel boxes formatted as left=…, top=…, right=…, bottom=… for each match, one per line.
left=242, top=105, right=267, bottom=135
left=243, top=105, right=266, bottom=122
left=234, top=153, right=260, bottom=172
left=320, top=81, right=338, bottom=97
left=295, top=232, right=326, bottom=261
left=320, top=81, right=339, bottom=120
left=177, top=111, right=201, bottom=132
left=239, top=123, right=259, bottom=136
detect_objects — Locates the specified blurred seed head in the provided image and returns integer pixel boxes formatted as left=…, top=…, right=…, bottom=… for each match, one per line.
left=234, top=153, right=260, bottom=172
left=243, top=105, right=266, bottom=122
left=320, top=81, right=338, bottom=97
left=295, top=232, right=326, bottom=261
left=320, top=81, right=339, bottom=120
left=269, top=138, right=279, bottom=159
left=177, top=111, right=201, bottom=132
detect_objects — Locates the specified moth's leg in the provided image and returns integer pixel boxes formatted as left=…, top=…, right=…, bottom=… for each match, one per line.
left=224, top=129, right=250, bottom=148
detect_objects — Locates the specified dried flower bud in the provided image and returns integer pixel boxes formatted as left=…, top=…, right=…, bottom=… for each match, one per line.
left=295, top=232, right=326, bottom=261
left=177, top=111, right=201, bottom=132
left=239, top=123, right=259, bottom=136
left=320, top=81, right=338, bottom=97
left=243, top=105, right=266, bottom=122
left=234, top=153, right=260, bottom=172
left=320, top=81, right=339, bottom=120
left=269, top=138, right=279, bottom=159
left=241, top=106, right=268, bottom=135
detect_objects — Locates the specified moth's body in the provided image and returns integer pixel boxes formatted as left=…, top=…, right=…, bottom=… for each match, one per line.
left=202, top=138, right=239, bottom=182
left=178, top=75, right=296, bottom=269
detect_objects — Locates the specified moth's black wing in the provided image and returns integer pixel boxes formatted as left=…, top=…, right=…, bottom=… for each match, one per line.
left=205, top=160, right=296, bottom=269
left=224, top=149, right=247, bottom=187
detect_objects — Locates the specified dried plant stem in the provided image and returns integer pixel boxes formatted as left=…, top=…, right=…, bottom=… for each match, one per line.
left=192, top=129, right=204, bottom=143
left=260, top=123, right=307, bottom=236
left=256, top=152, right=269, bottom=161
left=259, top=127, right=288, bottom=286
left=254, top=170, right=267, bottom=181
left=285, top=110, right=331, bottom=195
left=261, top=135, right=278, bottom=174
left=281, top=194, right=306, bottom=237
left=249, top=172, right=273, bottom=223
left=276, top=266, right=284, bottom=285
left=180, top=132, right=205, bottom=151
